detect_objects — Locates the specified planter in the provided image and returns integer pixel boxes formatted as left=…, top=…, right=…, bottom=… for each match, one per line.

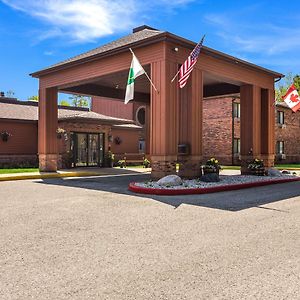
left=203, top=167, right=220, bottom=175
left=248, top=168, right=265, bottom=176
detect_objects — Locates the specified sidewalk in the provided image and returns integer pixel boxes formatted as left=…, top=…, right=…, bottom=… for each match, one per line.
left=0, top=167, right=151, bottom=182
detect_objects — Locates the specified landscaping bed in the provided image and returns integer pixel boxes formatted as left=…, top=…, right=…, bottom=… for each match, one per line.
left=129, top=175, right=300, bottom=195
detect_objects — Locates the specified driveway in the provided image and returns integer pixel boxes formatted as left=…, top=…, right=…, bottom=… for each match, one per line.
left=1, top=174, right=300, bottom=299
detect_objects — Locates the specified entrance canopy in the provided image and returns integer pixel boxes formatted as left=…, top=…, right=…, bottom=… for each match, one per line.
left=31, top=25, right=283, bottom=177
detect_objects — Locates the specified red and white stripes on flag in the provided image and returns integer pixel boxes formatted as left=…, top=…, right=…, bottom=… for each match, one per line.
left=178, top=35, right=205, bottom=88
left=282, top=84, right=300, bottom=112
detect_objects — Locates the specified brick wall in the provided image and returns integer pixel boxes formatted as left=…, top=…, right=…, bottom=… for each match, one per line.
left=203, top=97, right=234, bottom=165
left=203, top=97, right=300, bottom=165
left=275, top=106, right=300, bottom=163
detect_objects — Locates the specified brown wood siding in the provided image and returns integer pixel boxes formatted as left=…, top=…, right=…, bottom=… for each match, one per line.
left=111, top=128, right=141, bottom=156
left=92, top=97, right=134, bottom=120
left=166, top=41, right=275, bottom=89
left=0, top=120, right=38, bottom=155
left=39, top=43, right=164, bottom=89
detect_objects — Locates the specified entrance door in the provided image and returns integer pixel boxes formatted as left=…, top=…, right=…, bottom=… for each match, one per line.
left=76, top=133, right=88, bottom=166
left=88, top=134, right=99, bottom=166
left=73, top=133, right=104, bottom=167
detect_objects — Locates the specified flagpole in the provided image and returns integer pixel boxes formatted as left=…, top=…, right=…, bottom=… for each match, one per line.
left=129, top=48, right=159, bottom=93
left=171, top=70, right=180, bottom=83
left=170, top=34, right=206, bottom=84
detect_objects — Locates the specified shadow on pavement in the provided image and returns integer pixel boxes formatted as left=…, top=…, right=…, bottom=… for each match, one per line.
left=36, top=174, right=300, bottom=212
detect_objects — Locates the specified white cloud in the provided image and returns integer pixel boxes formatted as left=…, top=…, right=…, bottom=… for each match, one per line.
left=1, top=0, right=195, bottom=43
left=205, top=12, right=300, bottom=55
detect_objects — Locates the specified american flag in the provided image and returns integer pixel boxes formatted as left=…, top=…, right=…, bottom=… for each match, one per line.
left=178, top=35, right=205, bottom=89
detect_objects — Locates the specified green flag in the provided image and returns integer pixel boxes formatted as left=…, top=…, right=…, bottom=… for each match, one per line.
left=125, top=52, right=145, bottom=104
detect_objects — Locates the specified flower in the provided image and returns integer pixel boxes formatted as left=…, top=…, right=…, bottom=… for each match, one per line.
left=56, top=127, right=66, bottom=134
left=202, top=157, right=221, bottom=171
left=248, top=158, right=264, bottom=170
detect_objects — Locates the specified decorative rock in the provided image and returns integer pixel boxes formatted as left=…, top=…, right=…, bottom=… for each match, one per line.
left=267, top=168, right=283, bottom=177
left=157, top=175, right=182, bottom=186
left=200, top=173, right=220, bottom=182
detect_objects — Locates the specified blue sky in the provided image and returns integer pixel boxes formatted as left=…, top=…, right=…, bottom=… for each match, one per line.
left=0, top=0, right=299, bottom=100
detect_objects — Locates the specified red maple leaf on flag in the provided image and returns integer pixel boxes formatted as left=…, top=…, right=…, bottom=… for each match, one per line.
left=290, top=94, right=299, bottom=102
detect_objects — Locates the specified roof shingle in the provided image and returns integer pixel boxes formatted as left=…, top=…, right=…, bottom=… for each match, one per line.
left=0, top=100, right=133, bottom=124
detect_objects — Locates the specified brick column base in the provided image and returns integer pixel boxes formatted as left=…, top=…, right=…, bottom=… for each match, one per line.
left=151, top=155, right=177, bottom=179
left=178, top=156, right=202, bottom=178
left=39, top=154, right=58, bottom=172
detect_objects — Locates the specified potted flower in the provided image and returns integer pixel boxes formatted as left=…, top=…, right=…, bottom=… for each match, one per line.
left=118, top=159, right=126, bottom=168
left=105, top=151, right=115, bottom=168
left=202, top=157, right=221, bottom=175
left=143, top=158, right=151, bottom=168
left=56, top=127, right=66, bottom=139
left=247, top=158, right=265, bottom=176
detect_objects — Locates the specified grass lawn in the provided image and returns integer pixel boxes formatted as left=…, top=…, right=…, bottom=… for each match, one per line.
left=116, top=165, right=146, bottom=169
left=221, top=165, right=241, bottom=170
left=0, top=168, right=39, bottom=174
left=275, top=164, right=300, bottom=169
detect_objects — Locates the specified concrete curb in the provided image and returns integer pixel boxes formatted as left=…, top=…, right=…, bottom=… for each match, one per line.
left=0, top=172, right=103, bottom=182
left=128, top=177, right=300, bottom=196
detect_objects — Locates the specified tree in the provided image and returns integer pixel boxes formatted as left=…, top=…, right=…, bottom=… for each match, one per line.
left=59, top=100, right=70, bottom=106
left=275, top=72, right=300, bottom=101
left=6, top=90, right=15, bottom=98
left=28, top=95, right=38, bottom=101
left=69, top=95, right=90, bottom=108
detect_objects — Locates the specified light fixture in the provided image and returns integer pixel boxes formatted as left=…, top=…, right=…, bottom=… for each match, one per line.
left=173, top=47, right=179, bottom=52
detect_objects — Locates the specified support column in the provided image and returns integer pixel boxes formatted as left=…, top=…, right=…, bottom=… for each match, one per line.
left=178, top=68, right=203, bottom=178
left=240, top=84, right=262, bottom=174
left=261, top=88, right=275, bottom=167
left=150, top=60, right=178, bottom=179
left=38, top=86, right=58, bottom=171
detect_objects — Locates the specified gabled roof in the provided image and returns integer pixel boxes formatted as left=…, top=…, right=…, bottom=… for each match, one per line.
left=31, top=26, right=164, bottom=77
left=0, top=99, right=133, bottom=124
left=30, top=25, right=283, bottom=79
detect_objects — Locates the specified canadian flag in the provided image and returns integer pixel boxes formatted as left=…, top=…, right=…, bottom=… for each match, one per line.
left=282, top=84, right=300, bottom=112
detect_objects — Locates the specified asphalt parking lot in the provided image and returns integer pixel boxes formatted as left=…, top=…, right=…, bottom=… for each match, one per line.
left=1, top=174, right=300, bottom=299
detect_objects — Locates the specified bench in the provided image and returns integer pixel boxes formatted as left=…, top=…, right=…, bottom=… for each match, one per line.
left=123, top=153, right=145, bottom=166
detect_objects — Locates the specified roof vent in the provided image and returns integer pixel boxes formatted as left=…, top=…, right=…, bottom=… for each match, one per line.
left=133, top=25, right=158, bottom=33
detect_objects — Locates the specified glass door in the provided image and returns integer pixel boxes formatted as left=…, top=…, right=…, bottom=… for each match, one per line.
left=76, top=133, right=88, bottom=166
left=72, top=132, right=105, bottom=167
left=88, top=134, right=99, bottom=166
left=99, top=133, right=104, bottom=167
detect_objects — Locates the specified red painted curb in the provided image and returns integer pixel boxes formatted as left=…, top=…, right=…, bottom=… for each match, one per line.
left=128, top=177, right=300, bottom=196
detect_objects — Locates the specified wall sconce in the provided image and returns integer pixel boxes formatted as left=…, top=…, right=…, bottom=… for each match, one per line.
left=1, top=131, right=12, bottom=142
left=114, top=136, right=122, bottom=145
left=108, top=135, right=113, bottom=142
left=173, top=47, right=179, bottom=52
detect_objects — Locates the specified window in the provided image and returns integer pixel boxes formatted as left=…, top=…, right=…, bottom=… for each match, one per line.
left=233, top=102, right=240, bottom=118
left=136, top=106, right=146, bottom=126
left=276, top=141, right=284, bottom=154
left=233, top=138, right=240, bottom=154
left=277, top=111, right=284, bottom=125
left=139, top=140, right=145, bottom=153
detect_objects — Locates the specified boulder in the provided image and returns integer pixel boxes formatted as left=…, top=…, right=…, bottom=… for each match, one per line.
left=157, top=175, right=182, bottom=186
left=267, top=168, right=283, bottom=177
left=200, top=173, right=220, bottom=182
